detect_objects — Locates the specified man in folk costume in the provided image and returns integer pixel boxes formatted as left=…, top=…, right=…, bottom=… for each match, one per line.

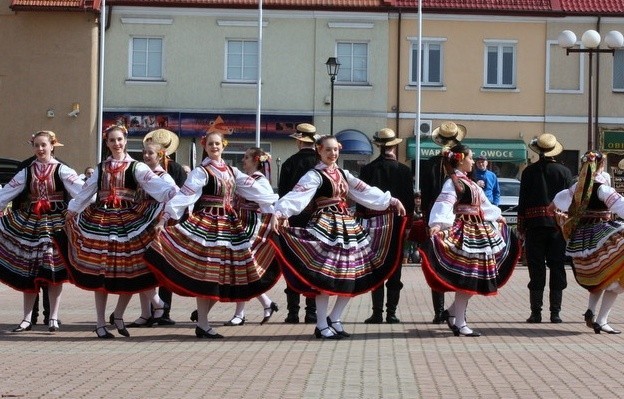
left=518, top=133, right=573, bottom=323
left=277, top=123, right=320, bottom=324
left=358, top=128, right=415, bottom=324
left=419, top=121, right=466, bottom=324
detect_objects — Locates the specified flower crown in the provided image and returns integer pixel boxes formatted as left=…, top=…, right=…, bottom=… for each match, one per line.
left=102, top=124, right=128, bottom=140
left=581, top=151, right=602, bottom=163
left=30, top=130, right=64, bottom=147
left=255, top=152, right=272, bottom=163
left=442, top=149, right=464, bottom=162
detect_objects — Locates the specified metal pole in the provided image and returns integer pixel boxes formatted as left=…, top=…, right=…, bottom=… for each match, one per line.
left=330, top=76, right=335, bottom=136
left=97, top=0, right=106, bottom=163
left=255, top=0, right=263, bottom=147
left=587, top=50, right=593, bottom=151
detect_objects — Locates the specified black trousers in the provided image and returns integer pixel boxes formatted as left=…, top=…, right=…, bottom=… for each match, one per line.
left=524, top=226, right=567, bottom=291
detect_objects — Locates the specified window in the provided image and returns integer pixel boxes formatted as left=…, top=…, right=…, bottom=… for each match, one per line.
left=336, top=42, right=368, bottom=84
left=130, top=37, right=163, bottom=80
left=226, top=40, right=258, bottom=82
left=614, top=50, right=624, bottom=91
left=484, top=41, right=516, bottom=88
left=410, top=39, right=444, bottom=86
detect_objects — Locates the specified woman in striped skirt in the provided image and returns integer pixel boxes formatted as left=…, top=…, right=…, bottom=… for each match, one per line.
left=60, top=125, right=177, bottom=338
left=144, top=131, right=280, bottom=339
left=552, top=151, right=624, bottom=334
left=419, top=144, right=519, bottom=337
left=272, top=135, right=406, bottom=340
left=0, top=131, right=84, bottom=333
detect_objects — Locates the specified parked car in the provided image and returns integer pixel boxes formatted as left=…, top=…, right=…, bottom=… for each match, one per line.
left=0, top=157, right=21, bottom=186
left=498, top=177, right=520, bottom=226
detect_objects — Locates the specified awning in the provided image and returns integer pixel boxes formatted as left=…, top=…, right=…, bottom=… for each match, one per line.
left=407, top=137, right=527, bottom=163
left=336, top=129, right=373, bottom=155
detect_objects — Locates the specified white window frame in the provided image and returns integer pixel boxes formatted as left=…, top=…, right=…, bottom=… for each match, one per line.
left=545, top=39, right=584, bottom=94
left=128, top=37, right=164, bottom=81
left=483, top=40, right=517, bottom=89
left=614, top=49, right=624, bottom=92
left=336, top=41, right=369, bottom=85
left=408, top=37, right=446, bottom=87
left=225, top=39, right=258, bottom=83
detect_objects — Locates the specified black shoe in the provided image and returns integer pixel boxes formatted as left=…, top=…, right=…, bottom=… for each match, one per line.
left=314, top=326, right=342, bottom=340
left=260, top=302, right=279, bottom=325
left=364, top=313, right=383, bottom=324
left=593, top=322, right=622, bottom=334
left=11, top=320, right=32, bottom=333
left=152, top=303, right=173, bottom=325
left=451, top=325, right=481, bottom=337
left=526, top=312, right=542, bottom=323
left=109, top=313, right=130, bottom=337
left=190, top=310, right=198, bottom=322
left=94, top=326, right=114, bottom=339
left=327, top=317, right=350, bottom=337
left=583, top=309, right=595, bottom=328
left=284, top=313, right=300, bottom=324
left=195, top=326, right=224, bottom=339
left=304, top=313, right=317, bottom=324
left=223, top=316, right=245, bottom=326
left=127, top=316, right=154, bottom=328
left=48, top=319, right=59, bottom=332
left=432, top=313, right=445, bottom=324
left=550, top=312, right=562, bottom=323
left=386, top=314, right=401, bottom=324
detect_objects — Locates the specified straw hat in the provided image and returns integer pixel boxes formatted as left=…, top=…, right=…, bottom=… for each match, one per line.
left=373, top=128, right=402, bottom=147
left=289, top=123, right=319, bottom=143
left=528, top=133, right=563, bottom=157
left=143, top=129, right=180, bottom=156
left=618, top=158, right=624, bottom=170
left=431, top=121, right=467, bottom=147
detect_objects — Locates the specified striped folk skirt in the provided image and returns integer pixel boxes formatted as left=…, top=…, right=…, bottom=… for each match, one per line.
left=419, top=219, right=519, bottom=296
left=273, top=212, right=407, bottom=297
left=566, top=221, right=624, bottom=292
left=0, top=208, right=69, bottom=292
left=57, top=201, right=162, bottom=294
left=144, top=208, right=281, bottom=301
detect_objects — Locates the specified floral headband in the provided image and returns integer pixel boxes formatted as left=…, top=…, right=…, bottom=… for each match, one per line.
left=200, top=134, right=228, bottom=148
left=30, top=130, right=64, bottom=147
left=255, top=152, right=271, bottom=163
left=442, top=149, right=464, bottom=162
left=581, top=151, right=603, bottom=163
left=102, top=124, right=128, bottom=140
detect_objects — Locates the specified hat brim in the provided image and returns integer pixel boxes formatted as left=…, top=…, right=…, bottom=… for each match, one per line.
left=374, top=138, right=403, bottom=147
left=431, top=124, right=467, bottom=147
left=618, top=159, right=624, bottom=170
left=529, top=141, right=563, bottom=157
left=289, top=132, right=317, bottom=143
left=143, top=129, right=180, bottom=156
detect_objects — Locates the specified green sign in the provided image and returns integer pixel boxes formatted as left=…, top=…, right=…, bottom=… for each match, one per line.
left=601, top=130, right=624, bottom=152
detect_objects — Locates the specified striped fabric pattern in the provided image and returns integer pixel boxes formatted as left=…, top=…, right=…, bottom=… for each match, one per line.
left=274, top=212, right=406, bottom=296
left=420, top=221, right=519, bottom=295
left=567, top=221, right=624, bottom=291
left=0, top=207, right=68, bottom=292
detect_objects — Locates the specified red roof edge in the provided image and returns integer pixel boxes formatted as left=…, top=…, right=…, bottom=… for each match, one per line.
left=10, top=0, right=101, bottom=13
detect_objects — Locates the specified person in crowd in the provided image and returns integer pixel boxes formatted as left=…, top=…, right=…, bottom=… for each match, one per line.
left=518, top=133, right=573, bottom=324
left=277, top=123, right=319, bottom=324
left=552, top=151, right=624, bottom=334
left=144, top=131, right=280, bottom=339
left=357, top=128, right=414, bottom=324
left=222, top=147, right=279, bottom=326
left=419, top=121, right=466, bottom=324
left=472, top=155, right=500, bottom=205
left=272, top=135, right=406, bottom=339
left=126, top=140, right=179, bottom=328
left=83, top=167, right=95, bottom=181
left=0, top=131, right=84, bottom=333
left=59, top=124, right=177, bottom=339
left=405, top=192, right=424, bottom=264
left=142, top=128, right=186, bottom=325
left=419, top=143, right=519, bottom=337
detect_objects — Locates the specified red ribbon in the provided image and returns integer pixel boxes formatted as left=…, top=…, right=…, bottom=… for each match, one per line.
left=33, top=199, right=51, bottom=216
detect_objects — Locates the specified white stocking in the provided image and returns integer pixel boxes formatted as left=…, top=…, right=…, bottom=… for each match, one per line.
left=587, top=291, right=602, bottom=313
left=234, top=301, right=246, bottom=318
left=328, top=296, right=350, bottom=322
left=47, top=284, right=63, bottom=321
left=94, top=291, right=108, bottom=327
left=315, top=294, right=329, bottom=330
left=137, top=291, right=152, bottom=320
left=596, top=290, right=619, bottom=326
left=22, top=292, right=38, bottom=325
left=452, top=291, right=472, bottom=329
left=196, top=298, right=217, bottom=331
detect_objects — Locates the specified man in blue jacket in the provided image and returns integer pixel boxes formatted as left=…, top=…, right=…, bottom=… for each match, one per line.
left=472, top=155, right=500, bottom=205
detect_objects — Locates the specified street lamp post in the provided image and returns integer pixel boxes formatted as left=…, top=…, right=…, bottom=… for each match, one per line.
left=325, top=57, right=341, bottom=136
left=558, top=29, right=624, bottom=151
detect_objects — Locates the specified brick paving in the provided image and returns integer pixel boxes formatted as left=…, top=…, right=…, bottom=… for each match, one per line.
left=1, top=264, right=623, bottom=399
